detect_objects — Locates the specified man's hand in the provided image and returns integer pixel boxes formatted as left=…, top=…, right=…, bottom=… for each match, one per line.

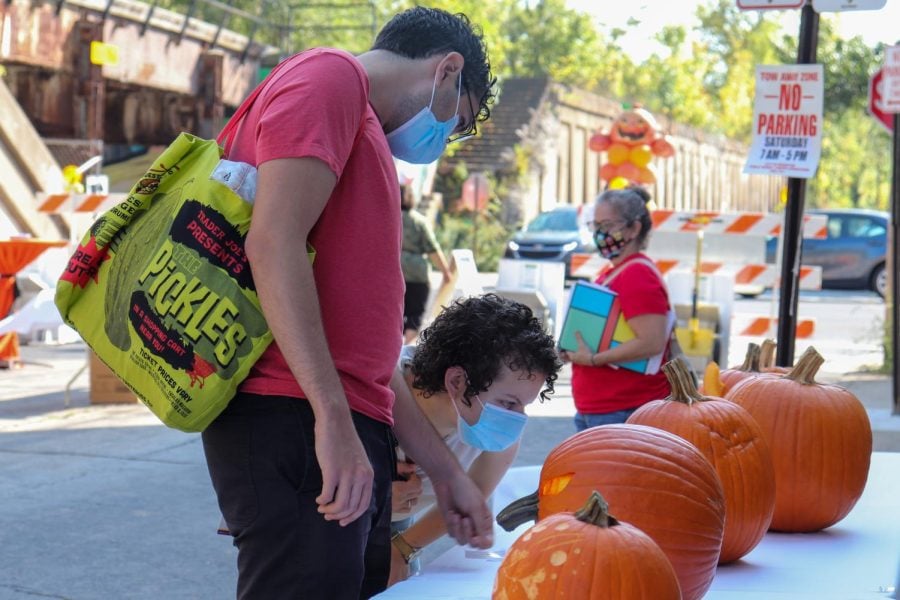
left=432, top=471, right=494, bottom=548
left=392, top=462, right=423, bottom=513
left=315, top=416, right=374, bottom=527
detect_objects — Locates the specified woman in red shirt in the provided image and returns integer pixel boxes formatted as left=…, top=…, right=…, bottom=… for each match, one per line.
left=560, top=187, right=673, bottom=430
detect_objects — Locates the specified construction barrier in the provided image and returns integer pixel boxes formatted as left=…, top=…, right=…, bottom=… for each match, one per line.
left=569, top=253, right=823, bottom=291
left=732, top=315, right=816, bottom=339
left=650, top=210, right=827, bottom=238
left=36, top=193, right=129, bottom=214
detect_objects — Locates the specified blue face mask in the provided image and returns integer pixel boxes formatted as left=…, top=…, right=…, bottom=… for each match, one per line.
left=386, top=71, right=461, bottom=165
left=456, top=395, right=528, bottom=452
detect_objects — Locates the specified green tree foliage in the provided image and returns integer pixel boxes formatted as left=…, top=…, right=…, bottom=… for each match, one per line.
left=435, top=198, right=510, bottom=272
left=622, top=25, right=717, bottom=131
left=803, top=20, right=890, bottom=210
left=692, top=0, right=787, bottom=140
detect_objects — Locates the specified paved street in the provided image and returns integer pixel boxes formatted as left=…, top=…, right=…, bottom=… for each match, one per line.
left=0, top=344, right=235, bottom=599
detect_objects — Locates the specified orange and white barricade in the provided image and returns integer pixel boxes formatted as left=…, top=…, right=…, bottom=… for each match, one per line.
left=650, top=210, right=827, bottom=239
left=36, top=192, right=128, bottom=215
left=569, top=254, right=823, bottom=291
left=731, top=315, right=816, bottom=339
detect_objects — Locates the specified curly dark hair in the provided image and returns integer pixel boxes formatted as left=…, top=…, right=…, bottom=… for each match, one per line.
left=372, top=7, right=497, bottom=125
left=410, top=294, right=562, bottom=407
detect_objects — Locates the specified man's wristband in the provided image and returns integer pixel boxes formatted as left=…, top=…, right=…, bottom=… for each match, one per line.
left=391, top=532, right=422, bottom=564
left=589, top=353, right=598, bottom=367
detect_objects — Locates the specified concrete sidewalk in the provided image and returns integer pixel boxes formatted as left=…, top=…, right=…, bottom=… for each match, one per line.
left=1, top=342, right=898, bottom=599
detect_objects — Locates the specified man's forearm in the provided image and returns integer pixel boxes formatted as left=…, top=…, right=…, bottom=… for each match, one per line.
left=390, top=370, right=464, bottom=483
left=247, top=234, right=350, bottom=420
left=246, top=157, right=352, bottom=422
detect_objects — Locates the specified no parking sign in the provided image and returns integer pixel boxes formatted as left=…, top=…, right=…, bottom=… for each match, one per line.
left=743, top=64, right=824, bottom=179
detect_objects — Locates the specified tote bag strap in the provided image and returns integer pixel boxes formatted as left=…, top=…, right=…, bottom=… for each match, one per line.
left=602, top=256, right=665, bottom=287
left=216, top=57, right=294, bottom=152
left=606, top=256, right=698, bottom=381
left=603, top=256, right=679, bottom=337
left=217, top=55, right=368, bottom=156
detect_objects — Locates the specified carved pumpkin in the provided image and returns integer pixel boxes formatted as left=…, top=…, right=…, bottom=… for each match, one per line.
left=493, top=491, right=681, bottom=600
left=627, top=358, right=775, bottom=563
left=497, top=424, right=724, bottom=600
left=726, top=347, right=872, bottom=532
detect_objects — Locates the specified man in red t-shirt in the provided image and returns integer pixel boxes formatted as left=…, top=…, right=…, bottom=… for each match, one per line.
left=201, top=8, right=497, bottom=598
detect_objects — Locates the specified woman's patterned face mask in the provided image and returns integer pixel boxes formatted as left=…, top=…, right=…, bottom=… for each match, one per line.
left=594, top=228, right=630, bottom=259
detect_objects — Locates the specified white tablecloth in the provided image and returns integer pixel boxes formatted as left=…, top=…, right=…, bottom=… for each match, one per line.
left=377, top=452, right=900, bottom=599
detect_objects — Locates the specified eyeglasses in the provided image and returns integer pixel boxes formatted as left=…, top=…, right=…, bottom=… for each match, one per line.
left=590, top=220, right=626, bottom=235
left=447, top=86, right=478, bottom=145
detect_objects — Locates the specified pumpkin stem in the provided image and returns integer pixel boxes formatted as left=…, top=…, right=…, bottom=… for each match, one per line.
left=496, top=491, right=540, bottom=532
left=760, top=339, right=777, bottom=369
left=574, top=491, right=620, bottom=528
left=662, top=357, right=705, bottom=405
left=740, top=343, right=762, bottom=372
left=784, top=346, right=824, bottom=385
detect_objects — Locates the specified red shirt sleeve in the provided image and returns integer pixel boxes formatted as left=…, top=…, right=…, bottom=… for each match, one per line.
left=255, top=49, right=368, bottom=177
left=608, top=260, right=670, bottom=320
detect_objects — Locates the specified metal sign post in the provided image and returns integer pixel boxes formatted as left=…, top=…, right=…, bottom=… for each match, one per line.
left=893, top=111, right=900, bottom=416
left=886, top=48, right=900, bottom=416
left=775, top=2, right=819, bottom=367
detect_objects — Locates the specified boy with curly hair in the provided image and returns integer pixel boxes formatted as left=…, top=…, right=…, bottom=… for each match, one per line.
left=387, top=294, right=562, bottom=586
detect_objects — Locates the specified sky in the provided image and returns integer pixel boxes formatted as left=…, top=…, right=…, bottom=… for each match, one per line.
left=565, top=0, right=900, bottom=63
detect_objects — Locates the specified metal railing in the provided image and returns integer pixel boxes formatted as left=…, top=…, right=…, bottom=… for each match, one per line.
left=44, top=0, right=379, bottom=62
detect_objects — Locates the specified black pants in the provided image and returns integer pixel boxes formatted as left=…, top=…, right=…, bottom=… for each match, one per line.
left=202, top=392, right=395, bottom=600
left=403, top=281, right=430, bottom=332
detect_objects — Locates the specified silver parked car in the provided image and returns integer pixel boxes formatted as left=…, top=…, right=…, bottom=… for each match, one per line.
left=503, top=206, right=594, bottom=279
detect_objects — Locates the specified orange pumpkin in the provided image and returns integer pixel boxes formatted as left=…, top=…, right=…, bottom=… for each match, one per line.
left=627, top=358, right=775, bottom=563
left=497, top=424, right=724, bottom=600
left=726, top=347, right=872, bottom=532
left=493, top=491, right=681, bottom=600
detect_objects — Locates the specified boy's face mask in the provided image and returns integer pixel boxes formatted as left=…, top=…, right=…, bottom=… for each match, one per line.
left=386, top=70, right=461, bottom=165
left=455, top=394, right=527, bottom=452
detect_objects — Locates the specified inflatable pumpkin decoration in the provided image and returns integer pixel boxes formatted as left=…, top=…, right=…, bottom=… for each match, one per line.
left=589, top=105, right=675, bottom=187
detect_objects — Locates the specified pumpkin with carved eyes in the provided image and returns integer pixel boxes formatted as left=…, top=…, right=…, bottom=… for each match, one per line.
left=497, top=423, right=724, bottom=600
left=493, top=491, right=681, bottom=600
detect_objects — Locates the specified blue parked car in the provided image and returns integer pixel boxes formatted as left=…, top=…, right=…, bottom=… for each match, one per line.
left=766, top=208, right=888, bottom=297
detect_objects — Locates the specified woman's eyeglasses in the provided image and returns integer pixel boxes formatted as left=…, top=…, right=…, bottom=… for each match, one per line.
left=590, top=220, right=626, bottom=235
